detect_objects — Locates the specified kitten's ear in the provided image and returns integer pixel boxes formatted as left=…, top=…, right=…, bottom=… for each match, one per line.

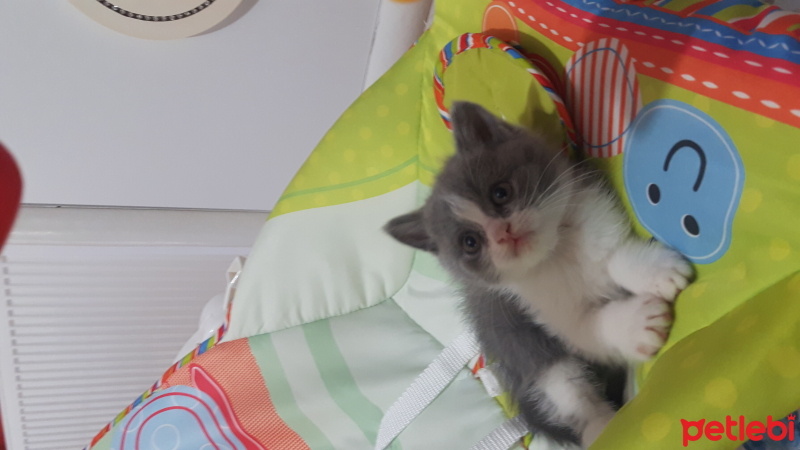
left=384, top=209, right=438, bottom=253
left=450, top=101, right=514, bottom=152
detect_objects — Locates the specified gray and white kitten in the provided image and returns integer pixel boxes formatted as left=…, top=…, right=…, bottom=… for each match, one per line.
left=385, top=102, right=692, bottom=447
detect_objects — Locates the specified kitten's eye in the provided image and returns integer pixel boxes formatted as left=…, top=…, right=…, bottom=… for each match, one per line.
left=461, top=232, right=481, bottom=255
left=491, top=182, right=513, bottom=206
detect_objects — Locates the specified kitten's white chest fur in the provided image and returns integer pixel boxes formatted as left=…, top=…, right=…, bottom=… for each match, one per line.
left=504, top=186, right=689, bottom=363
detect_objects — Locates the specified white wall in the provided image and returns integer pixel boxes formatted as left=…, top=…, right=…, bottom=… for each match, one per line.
left=0, top=0, right=380, bottom=210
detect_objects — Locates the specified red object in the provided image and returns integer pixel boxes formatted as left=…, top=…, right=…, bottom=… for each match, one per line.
left=0, top=142, right=21, bottom=250
left=0, top=141, right=22, bottom=450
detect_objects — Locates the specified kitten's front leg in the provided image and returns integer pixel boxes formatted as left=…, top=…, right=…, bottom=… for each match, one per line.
left=607, top=239, right=693, bottom=301
left=595, top=239, right=691, bottom=361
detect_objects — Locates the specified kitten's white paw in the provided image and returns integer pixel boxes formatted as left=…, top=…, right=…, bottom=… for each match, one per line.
left=599, top=296, right=673, bottom=362
left=628, top=297, right=673, bottom=360
left=609, top=243, right=693, bottom=301
left=648, top=249, right=693, bottom=301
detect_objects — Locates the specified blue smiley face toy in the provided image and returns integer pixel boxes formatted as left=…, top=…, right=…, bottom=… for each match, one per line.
left=623, top=100, right=744, bottom=264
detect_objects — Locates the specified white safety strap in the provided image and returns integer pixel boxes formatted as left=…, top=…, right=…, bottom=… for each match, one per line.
left=470, top=416, right=529, bottom=450
left=374, top=331, right=480, bottom=450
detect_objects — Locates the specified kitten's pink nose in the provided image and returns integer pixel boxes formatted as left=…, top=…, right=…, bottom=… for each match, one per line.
left=488, top=220, right=523, bottom=245
left=486, top=220, right=531, bottom=256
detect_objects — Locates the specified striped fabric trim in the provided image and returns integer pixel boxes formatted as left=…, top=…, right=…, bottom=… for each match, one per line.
left=505, top=0, right=800, bottom=127
left=87, top=261, right=245, bottom=448
left=86, top=324, right=228, bottom=449
left=433, top=33, right=578, bottom=150
left=86, top=278, right=239, bottom=449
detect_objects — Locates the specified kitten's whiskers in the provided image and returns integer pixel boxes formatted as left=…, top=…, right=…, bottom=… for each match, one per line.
left=537, top=171, right=595, bottom=212
left=530, top=149, right=565, bottom=204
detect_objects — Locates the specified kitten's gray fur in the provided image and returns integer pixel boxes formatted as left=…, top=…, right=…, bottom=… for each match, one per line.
left=385, top=102, right=693, bottom=447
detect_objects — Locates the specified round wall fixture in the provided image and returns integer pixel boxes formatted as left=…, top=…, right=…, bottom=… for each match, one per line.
left=69, top=0, right=246, bottom=40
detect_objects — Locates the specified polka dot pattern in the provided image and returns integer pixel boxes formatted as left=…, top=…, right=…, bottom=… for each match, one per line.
left=768, top=346, right=800, bottom=379
left=641, top=412, right=671, bottom=441
left=704, top=377, right=738, bottom=409
left=350, top=189, right=365, bottom=201
left=769, top=238, right=791, bottom=261
left=787, top=154, right=800, bottom=180
left=739, top=188, right=762, bottom=213
left=268, top=42, right=436, bottom=218
left=730, top=262, right=747, bottom=281
left=396, top=122, right=411, bottom=135
left=680, top=351, right=704, bottom=369
left=755, top=112, right=776, bottom=128
left=787, top=273, right=800, bottom=293
left=735, top=314, right=758, bottom=333
left=687, top=282, right=707, bottom=299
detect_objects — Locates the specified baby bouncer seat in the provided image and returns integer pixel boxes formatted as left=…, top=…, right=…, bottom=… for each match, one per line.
left=87, top=0, right=800, bottom=448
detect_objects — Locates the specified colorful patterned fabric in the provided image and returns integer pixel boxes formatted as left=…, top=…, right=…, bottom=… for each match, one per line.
left=89, top=0, right=800, bottom=448
left=433, top=33, right=579, bottom=150
left=87, top=326, right=229, bottom=448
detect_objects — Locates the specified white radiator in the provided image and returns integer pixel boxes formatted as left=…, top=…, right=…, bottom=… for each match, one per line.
left=0, top=207, right=267, bottom=450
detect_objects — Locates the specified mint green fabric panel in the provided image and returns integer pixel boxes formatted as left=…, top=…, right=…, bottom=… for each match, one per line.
left=247, top=299, right=507, bottom=449
left=326, top=299, right=453, bottom=409
left=403, top=368, right=515, bottom=449
left=391, top=269, right=465, bottom=347
left=302, top=319, right=388, bottom=447
left=411, top=251, right=451, bottom=284
left=248, top=333, right=333, bottom=449
left=226, top=184, right=420, bottom=340
left=326, top=299, right=508, bottom=448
